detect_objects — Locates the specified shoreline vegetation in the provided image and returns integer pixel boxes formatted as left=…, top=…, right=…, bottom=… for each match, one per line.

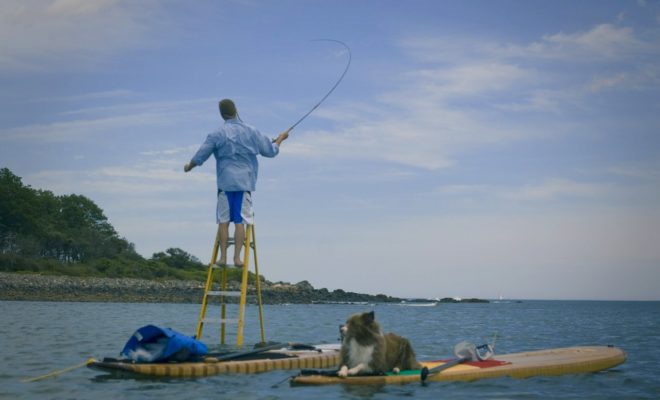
left=0, top=168, right=488, bottom=304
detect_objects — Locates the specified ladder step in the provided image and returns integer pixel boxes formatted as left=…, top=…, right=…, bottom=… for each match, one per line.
left=224, top=238, right=255, bottom=248
left=206, top=291, right=241, bottom=297
left=202, top=318, right=239, bottom=324
left=212, top=263, right=243, bottom=269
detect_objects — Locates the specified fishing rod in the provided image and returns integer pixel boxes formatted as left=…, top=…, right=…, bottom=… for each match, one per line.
left=286, top=39, right=352, bottom=132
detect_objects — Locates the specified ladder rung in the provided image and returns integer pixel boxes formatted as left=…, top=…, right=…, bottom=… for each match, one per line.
left=223, top=238, right=255, bottom=248
left=212, top=263, right=243, bottom=269
left=202, top=318, right=238, bottom=324
left=206, top=291, right=241, bottom=297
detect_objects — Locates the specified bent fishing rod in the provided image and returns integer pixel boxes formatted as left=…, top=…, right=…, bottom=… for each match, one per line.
left=285, top=39, right=352, bottom=132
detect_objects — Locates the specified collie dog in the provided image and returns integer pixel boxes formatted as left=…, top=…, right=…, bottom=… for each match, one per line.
left=338, top=311, right=421, bottom=377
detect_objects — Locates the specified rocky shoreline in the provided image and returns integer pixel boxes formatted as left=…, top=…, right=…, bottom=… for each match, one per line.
left=0, top=272, right=404, bottom=304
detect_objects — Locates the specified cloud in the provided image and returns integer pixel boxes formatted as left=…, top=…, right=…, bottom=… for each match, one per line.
left=435, top=184, right=493, bottom=196
left=493, top=89, right=568, bottom=113
left=402, top=23, right=658, bottom=67
left=0, top=98, right=214, bottom=143
left=408, top=62, right=532, bottom=99
left=139, top=145, right=199, bottom=157
left=396, top=23, right=660, bottom=117
left=537, top=24, right=642, bottom=59
left=436, top=23, right=652, bottom=63
left=27, top=167, right=212, bottom=197
left=26, top=149, right=215, bottom=198
left=587, top=73, right=628, bottom=92
left=607, top=164, right=660, bottom=181
left=0, top=0, right=167, bottom=72
left=401, top=24, right=636, bottom=64
left=433, top=179, right=613, bottom=204
left=286, top=59, right=537, bottom=170
left=427, top=162, right=660, bottom=210
left=1, top=114, right=165, bottom=142
left=33, top=89, right=137, bottom=103
left=285, top=64, right=535, bottom=170
left=502, top=178, right=610, bottom=202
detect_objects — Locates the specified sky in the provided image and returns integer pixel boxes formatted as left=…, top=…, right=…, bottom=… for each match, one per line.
left=1, top=0, right=659, bottom=301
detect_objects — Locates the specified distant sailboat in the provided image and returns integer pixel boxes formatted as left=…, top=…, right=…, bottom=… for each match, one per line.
left=398, top=301, right=438, bottom=307
left=494, top=294, right=511, bottom=304
left=398, top=298, right=439, bottom=307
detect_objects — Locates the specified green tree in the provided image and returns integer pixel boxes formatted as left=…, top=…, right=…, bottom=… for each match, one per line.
left=0, top=168, right=210, bottom=282
left=0, top=168, right=136, bottom=263
left=0, top=168, right=38, bottom=239
left=151, top=248, right=204, bottom=270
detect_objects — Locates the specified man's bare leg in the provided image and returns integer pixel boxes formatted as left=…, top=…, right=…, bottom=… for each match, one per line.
left=233, top=223, right=245, bottom=266
left=218, top=222, right=229, bottom=266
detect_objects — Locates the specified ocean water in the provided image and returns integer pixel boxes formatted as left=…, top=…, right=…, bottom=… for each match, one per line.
left=1, top=300, right=658, bottom=399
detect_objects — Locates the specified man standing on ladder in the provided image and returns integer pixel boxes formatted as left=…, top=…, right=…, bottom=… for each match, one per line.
left=184, top=99, right=289, bottom=266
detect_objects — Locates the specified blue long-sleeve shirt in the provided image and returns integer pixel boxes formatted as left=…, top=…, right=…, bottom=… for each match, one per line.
left=190, top=118, right=280, bottom=191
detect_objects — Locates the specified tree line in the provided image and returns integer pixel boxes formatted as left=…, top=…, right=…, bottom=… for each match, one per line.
left=0, top=168, right=226, bottom=281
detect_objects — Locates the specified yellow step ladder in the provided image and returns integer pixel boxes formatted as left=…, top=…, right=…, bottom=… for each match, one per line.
left=195, top=223, right=266, bottom=346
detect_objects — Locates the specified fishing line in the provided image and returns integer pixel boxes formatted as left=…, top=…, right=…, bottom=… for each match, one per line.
left=286, top=39, right=352, bottom=132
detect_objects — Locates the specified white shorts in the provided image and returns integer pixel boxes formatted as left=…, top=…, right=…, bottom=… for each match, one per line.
left=216, top=191, right=254, bottom=224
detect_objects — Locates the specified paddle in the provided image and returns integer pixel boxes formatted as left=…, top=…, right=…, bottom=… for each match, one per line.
left=206, top=342, right=318, bottom=362
left=420, top=357, right=467, bottom=382
left=420, top=343, right=493, bottom=383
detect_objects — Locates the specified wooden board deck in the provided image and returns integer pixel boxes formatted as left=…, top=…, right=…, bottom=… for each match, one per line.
left=89, top=345, right=341, bottom=378
left=290, top=346, right=626, bottom=385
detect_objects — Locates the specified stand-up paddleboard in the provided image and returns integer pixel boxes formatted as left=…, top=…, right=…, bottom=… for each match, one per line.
left=290, top=346, right=626, bottom=385
left=89, top=344, right=340, bottom=378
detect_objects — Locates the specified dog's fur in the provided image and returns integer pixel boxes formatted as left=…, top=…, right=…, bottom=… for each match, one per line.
left=338, top=311, right=421, bottom=377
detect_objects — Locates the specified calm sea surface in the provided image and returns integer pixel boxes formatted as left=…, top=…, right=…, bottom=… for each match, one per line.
left=1, top=300, right=659, bottom=399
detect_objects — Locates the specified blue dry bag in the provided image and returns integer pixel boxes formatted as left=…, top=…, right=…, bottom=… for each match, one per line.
left=121, top=325, right=208, bottom=362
